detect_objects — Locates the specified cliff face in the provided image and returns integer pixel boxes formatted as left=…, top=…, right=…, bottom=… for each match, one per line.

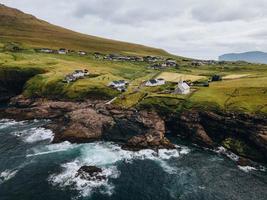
left=0, top=67, right=44, bottom=102
left=1, top=95, right=174, bottom=150
left=1, top=95, right=266, bottom=163
left=166, top=111, right=267, bottom=163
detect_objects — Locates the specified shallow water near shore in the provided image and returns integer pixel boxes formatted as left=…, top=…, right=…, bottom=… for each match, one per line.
left=0, top=119, right=267, bottom=200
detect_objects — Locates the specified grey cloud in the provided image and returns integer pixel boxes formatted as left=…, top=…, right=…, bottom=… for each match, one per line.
left=1, top=0, right=267, bottom=59
left=73, top=0, right=186, bottom=25
left=191, top=0, right=267, bottom=22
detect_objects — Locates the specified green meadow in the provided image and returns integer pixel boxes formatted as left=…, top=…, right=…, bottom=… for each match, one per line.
left=0, top=42, right=266, bottom=115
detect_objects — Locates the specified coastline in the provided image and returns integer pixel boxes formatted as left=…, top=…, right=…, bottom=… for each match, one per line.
left=1, top=95, right=266, bottom=165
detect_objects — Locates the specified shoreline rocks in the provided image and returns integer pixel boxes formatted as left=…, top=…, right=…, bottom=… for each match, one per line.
left=1, top=95, right=266, bottom=163
left=167, top=110, right=267, bottom=163
left=76, top=166, right=106, bottom=181
left=1, top=95, right=172, bottom=151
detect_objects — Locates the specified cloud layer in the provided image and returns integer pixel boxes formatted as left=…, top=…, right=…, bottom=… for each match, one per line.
left=2, top=0, right=267, bottom=59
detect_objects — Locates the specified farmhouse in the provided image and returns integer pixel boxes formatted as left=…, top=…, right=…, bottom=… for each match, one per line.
left=37, top=48, right=53, bottom=53
left=143, top=56, right=164, bottom=63
left=58, top=48, right=68, bottom=54
left=78, top=51, right=87, bottom=56
left=108, top=80, right=128, bottom=92
left=145, top=78, right=165, bottom=87
left=64, top=74, right=76, bottom=83
left=63, top=69, right=89, bottom=83
left=166, top=59, right=177, bottom=67
left=72, top=70, right=85, bottom=78
left=174, top=81, right=190, bottom=94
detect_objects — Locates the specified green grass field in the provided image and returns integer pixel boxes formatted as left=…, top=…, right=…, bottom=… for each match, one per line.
left=1, top=44, right=266, bottom=115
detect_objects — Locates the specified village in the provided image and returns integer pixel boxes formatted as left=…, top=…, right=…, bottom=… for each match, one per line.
left=35, top=47, right=236, bottom=71
left=35, top=48, right=87, bottom=56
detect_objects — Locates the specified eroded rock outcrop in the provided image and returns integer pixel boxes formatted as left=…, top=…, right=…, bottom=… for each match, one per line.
left=168, top=110, right=267, bottom=163
left=1, top=95, right=172, bottom=150
left=76, top=166, right=106, bottom=181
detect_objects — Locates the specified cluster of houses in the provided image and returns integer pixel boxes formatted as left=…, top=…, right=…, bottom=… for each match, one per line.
left=102, top=54, right=144, bottom=62
left=36, top=48, right=87, bottom=56
left=149, top=59, right=177, bottom=69
left=144, top=78, right=190, bottom=94
left=63, top=69, right=90, bottom=83
left=107, top=77, right=190, bottom=95
left=94, top=53, right=176, bottom=64
left=108, top=80, right=128, bottom=92
left=190, top=60, right=229, bottom=66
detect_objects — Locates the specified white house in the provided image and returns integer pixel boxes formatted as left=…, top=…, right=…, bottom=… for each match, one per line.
left=39, top=48, right=53, bottom=53
left=72, top=70, right=85, bottom=78
left=78, top=51, right=87, bottom=56
left=108, top=80, right=128, bottom=92
left=108, top=80, right=128, bottom=88
left=58, top=48, right=67, bottom=54
left=145, top=78, right=166, bottom=87
left=64, top=74, right=76, bottom=83
left=174, top=81, right=190, bottom=94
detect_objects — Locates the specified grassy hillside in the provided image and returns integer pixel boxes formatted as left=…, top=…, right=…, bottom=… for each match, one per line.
left=0, top=44, right=266, bottom=114
left=0, top=4, right=169, bottom=56
left=0, top=4, right=266, bottom=115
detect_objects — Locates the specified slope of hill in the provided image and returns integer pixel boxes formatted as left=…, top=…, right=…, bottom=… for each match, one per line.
left=0, top=4, right=168, bottom=56
left=219, top=51, right=267, bottom=64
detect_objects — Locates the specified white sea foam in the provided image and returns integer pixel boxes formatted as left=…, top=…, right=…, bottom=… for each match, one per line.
left=216, top=147, right=267, bottom=173
left=0, top=169, right=18, bottom=184
left=27, top=141, right=79, bottom=157
left=0, top=119, right=25, bottom=129
left=14, top=127, right=54, bottom=143
left=238, top=166, right=257, bottom=173
left=48, top=142, right=190, bottom=197
left=216, top=146, right=239, bottom=161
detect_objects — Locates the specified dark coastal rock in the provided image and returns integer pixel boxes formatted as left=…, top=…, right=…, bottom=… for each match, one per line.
left=237, top=157, right=254, bottom=167
left=2, top=95, right=267, bottom=163
left=122, top=134, right=175, bottom=151
left=76, top=166, right=106, bottom=181
left=1, top=95, right=170, bottom=151
left=169, top=110, right=267, bottom=163
left=52, top=108, right=114, bottom=143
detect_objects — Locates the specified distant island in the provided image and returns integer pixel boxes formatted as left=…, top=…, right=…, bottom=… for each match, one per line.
left=219, top=51, right=267, bottom=64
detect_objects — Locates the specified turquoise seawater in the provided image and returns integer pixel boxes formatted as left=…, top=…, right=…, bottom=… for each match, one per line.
left=0, top=119, right=267, bottom=200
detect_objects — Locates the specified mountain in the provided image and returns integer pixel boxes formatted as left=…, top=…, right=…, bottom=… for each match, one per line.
left=0, top=4, right=168, bottom=56
left=219, top=51, right=267, bottom=64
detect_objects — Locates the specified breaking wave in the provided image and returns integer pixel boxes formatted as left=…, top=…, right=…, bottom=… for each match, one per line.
left=13, top=127, right=54, bottom=143
left=0, top=119, right=25, bottom=130
left=216, top=146, right=266, bottom=173
left=48, top=142, right=190, bottom=198
left=0, top=169, right=18, bottom=184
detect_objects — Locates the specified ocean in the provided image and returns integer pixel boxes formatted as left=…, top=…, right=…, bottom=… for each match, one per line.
left=0, top=118, right=267, bottom=200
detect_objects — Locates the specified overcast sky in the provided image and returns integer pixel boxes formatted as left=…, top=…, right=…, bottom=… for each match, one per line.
left=2, top=0, right=267, bottom=59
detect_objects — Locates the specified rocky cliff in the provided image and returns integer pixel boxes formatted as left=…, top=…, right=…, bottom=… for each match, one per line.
left=1, top=95, right=266, bottom=163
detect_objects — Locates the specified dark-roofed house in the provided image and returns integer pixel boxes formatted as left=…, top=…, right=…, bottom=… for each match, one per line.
left=211, top=75, right=222, bottom=82
left=108, top=80, right=128, bottom=92
left=64, top=74, right=76, bottom=83
left=145, top=78, right=165, bottom=87
left=58, top=48, right=68, bottom=54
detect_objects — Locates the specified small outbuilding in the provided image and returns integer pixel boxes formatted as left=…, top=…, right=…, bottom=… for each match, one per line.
left=211, top=75, right=222, bottom=82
